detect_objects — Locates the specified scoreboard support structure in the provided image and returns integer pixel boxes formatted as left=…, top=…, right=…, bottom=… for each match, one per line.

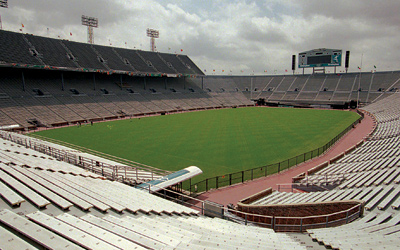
left=311, top=67, right=338, bottom=74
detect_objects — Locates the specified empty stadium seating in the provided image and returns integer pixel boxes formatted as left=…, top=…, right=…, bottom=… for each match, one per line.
left=0, top=30, right=203, bottom=76
left=0, top=129, right=313, bottom=249
left=243, top=93, right=400, bottom=249
left=5, top=67, right=400, bottom=130
left=0, top=64, right=256, bottom=129
left=193, top=72, right=400, bottom=106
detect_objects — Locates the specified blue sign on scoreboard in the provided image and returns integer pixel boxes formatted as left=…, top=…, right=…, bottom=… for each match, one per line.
left=298, top=48, right=342, bottom=68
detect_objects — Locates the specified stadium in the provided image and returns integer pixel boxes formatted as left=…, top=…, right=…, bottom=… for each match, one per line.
left=1, top=1, right=400, bottom=250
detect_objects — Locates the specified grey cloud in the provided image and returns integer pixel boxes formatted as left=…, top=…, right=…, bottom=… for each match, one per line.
left=238, top=20, right=289, bottom=44
left=1, top=0, right=400, bottom=74
left=7, top=0, right=130, bottom=29
left=298, top=0, right=400, bottom=27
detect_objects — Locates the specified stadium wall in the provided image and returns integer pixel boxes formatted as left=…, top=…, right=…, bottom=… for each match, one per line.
left=236, top=199, right=364, bottom=232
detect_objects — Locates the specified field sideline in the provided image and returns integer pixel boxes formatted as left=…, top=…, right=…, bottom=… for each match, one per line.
left=31, top=107, right=360, bottom=181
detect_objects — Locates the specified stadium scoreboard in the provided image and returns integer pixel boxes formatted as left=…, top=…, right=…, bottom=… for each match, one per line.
left=298, top=48, right=342, bottom=68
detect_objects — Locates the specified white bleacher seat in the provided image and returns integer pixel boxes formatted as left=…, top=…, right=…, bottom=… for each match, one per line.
left=374, top=167, right=397, bottom=186
left=365, top=185, right=394, bottom=210
left=359, top=186, right=383, bottom=205
left=305, top=190, right=330, bottom=202
left=372, top=224, right=400, bottom=235
left=316, top=190, right=339, bottom=202
left=377, top=185, right=400, bottom=210
left=119, top=214, right=196, bottom=243
left=0, top=181, right=25, bottom=207
left=253, top=191, right=281, bottom=204
left=333, top=188, right=354, bottom=200
left=0, top=209, right=83, bottom=250
left=55, top=213, right=146, bottom=249
left=390, top=193, right=400, bottom=209
left=362, top=213, right=400, bottom=233
left=26, top=211, right=120, bottom=250
left=28, top=169, right=111, bottom=212
left=18, top=167, right=93, bottom=210
left=357, top=212, right=393, bottom=230
left=80, top=214, right=168, bottom=249
left=0, top=164, right=73, bottom=210
left=384, top=168, right=400, bottom=185
left=280, top=192, right=304, bottom=204
left=0, top=225, right=38, bottom=250
left=155, top=215, right=304, bottom=249
left=0, top=169, right=50, bottom=208
left=103, top=214, right=182, bottom=247
left=301, top=191, right=325, bottom=203
left=364, top=169, right=388, bottom=187
left=355, top=171, right=378, bottom=188
left=352, top=186, right=374, bottom=200
left=51, top=172, right=126, bottom=212
left=341, top=187, right=364, bottom=200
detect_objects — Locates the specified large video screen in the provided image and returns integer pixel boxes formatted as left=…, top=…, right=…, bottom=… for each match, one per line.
left=307, top=55, right=331, bottom=65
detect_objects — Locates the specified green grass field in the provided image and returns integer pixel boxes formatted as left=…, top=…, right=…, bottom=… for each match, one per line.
left=31, top=107, right=360, bottom=182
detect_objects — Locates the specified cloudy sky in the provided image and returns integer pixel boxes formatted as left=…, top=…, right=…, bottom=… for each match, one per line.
left=1, top=0, right=399, bottom=75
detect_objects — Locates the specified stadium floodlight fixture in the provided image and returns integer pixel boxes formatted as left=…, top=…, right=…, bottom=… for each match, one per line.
left=0, top=0, right=8, bottom=8
left=81, top=15, right=98, bottom=44
left=81, top=15, right=98, bottom=27
left=147, top=28, right=159, bottom=52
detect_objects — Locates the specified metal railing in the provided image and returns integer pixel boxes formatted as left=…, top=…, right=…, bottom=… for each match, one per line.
left=187, top=111, right=364, bottom=193
left=0, top=131, right=171, bottom=183
left=138, top=182, right=364, bottom=233
left=276, top=182, right=331, bottom=192
left=292, top=172, right=348, bottom=190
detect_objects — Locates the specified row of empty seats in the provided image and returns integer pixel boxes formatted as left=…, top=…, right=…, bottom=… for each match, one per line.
left=295, top=94, right=400, bottom=190
left=0, top=29, right=203, bottom=76
left=0, top=144, right=191, bottom=214
left=246, top=93, right=400, bottom=248
left=194, top=72, right=400, bottom=104
left=0, top=131, right=164, bottom=182
left=0, top=208, right=309, bottom=250
left=308, top=211, right=400, bottom=249
left=0, top=68, right=253, bottom=128
left=0, top=131, right=309, bottom=249
left=252, top=184, right=400, bottom=211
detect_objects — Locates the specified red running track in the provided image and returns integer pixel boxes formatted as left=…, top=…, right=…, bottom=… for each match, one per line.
left=194, top=110, right=376, bottom=206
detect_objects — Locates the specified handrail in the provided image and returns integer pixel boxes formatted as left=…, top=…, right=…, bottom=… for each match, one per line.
left=277, top=182, right=330, bottom=192
left=28, top=133, right=171, bottom=175
left=138, top=181, right=363, bottom=232
left=0, top=131, right=169, bottom=183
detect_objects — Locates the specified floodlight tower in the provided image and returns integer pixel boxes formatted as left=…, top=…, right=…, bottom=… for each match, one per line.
left=0, top=0, right=8, bottom=30
left=0, top=0, right=7, bottom=7
left=81, top=15, right=98, bottom=44
left=147, top=28, right=159, bottom=52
